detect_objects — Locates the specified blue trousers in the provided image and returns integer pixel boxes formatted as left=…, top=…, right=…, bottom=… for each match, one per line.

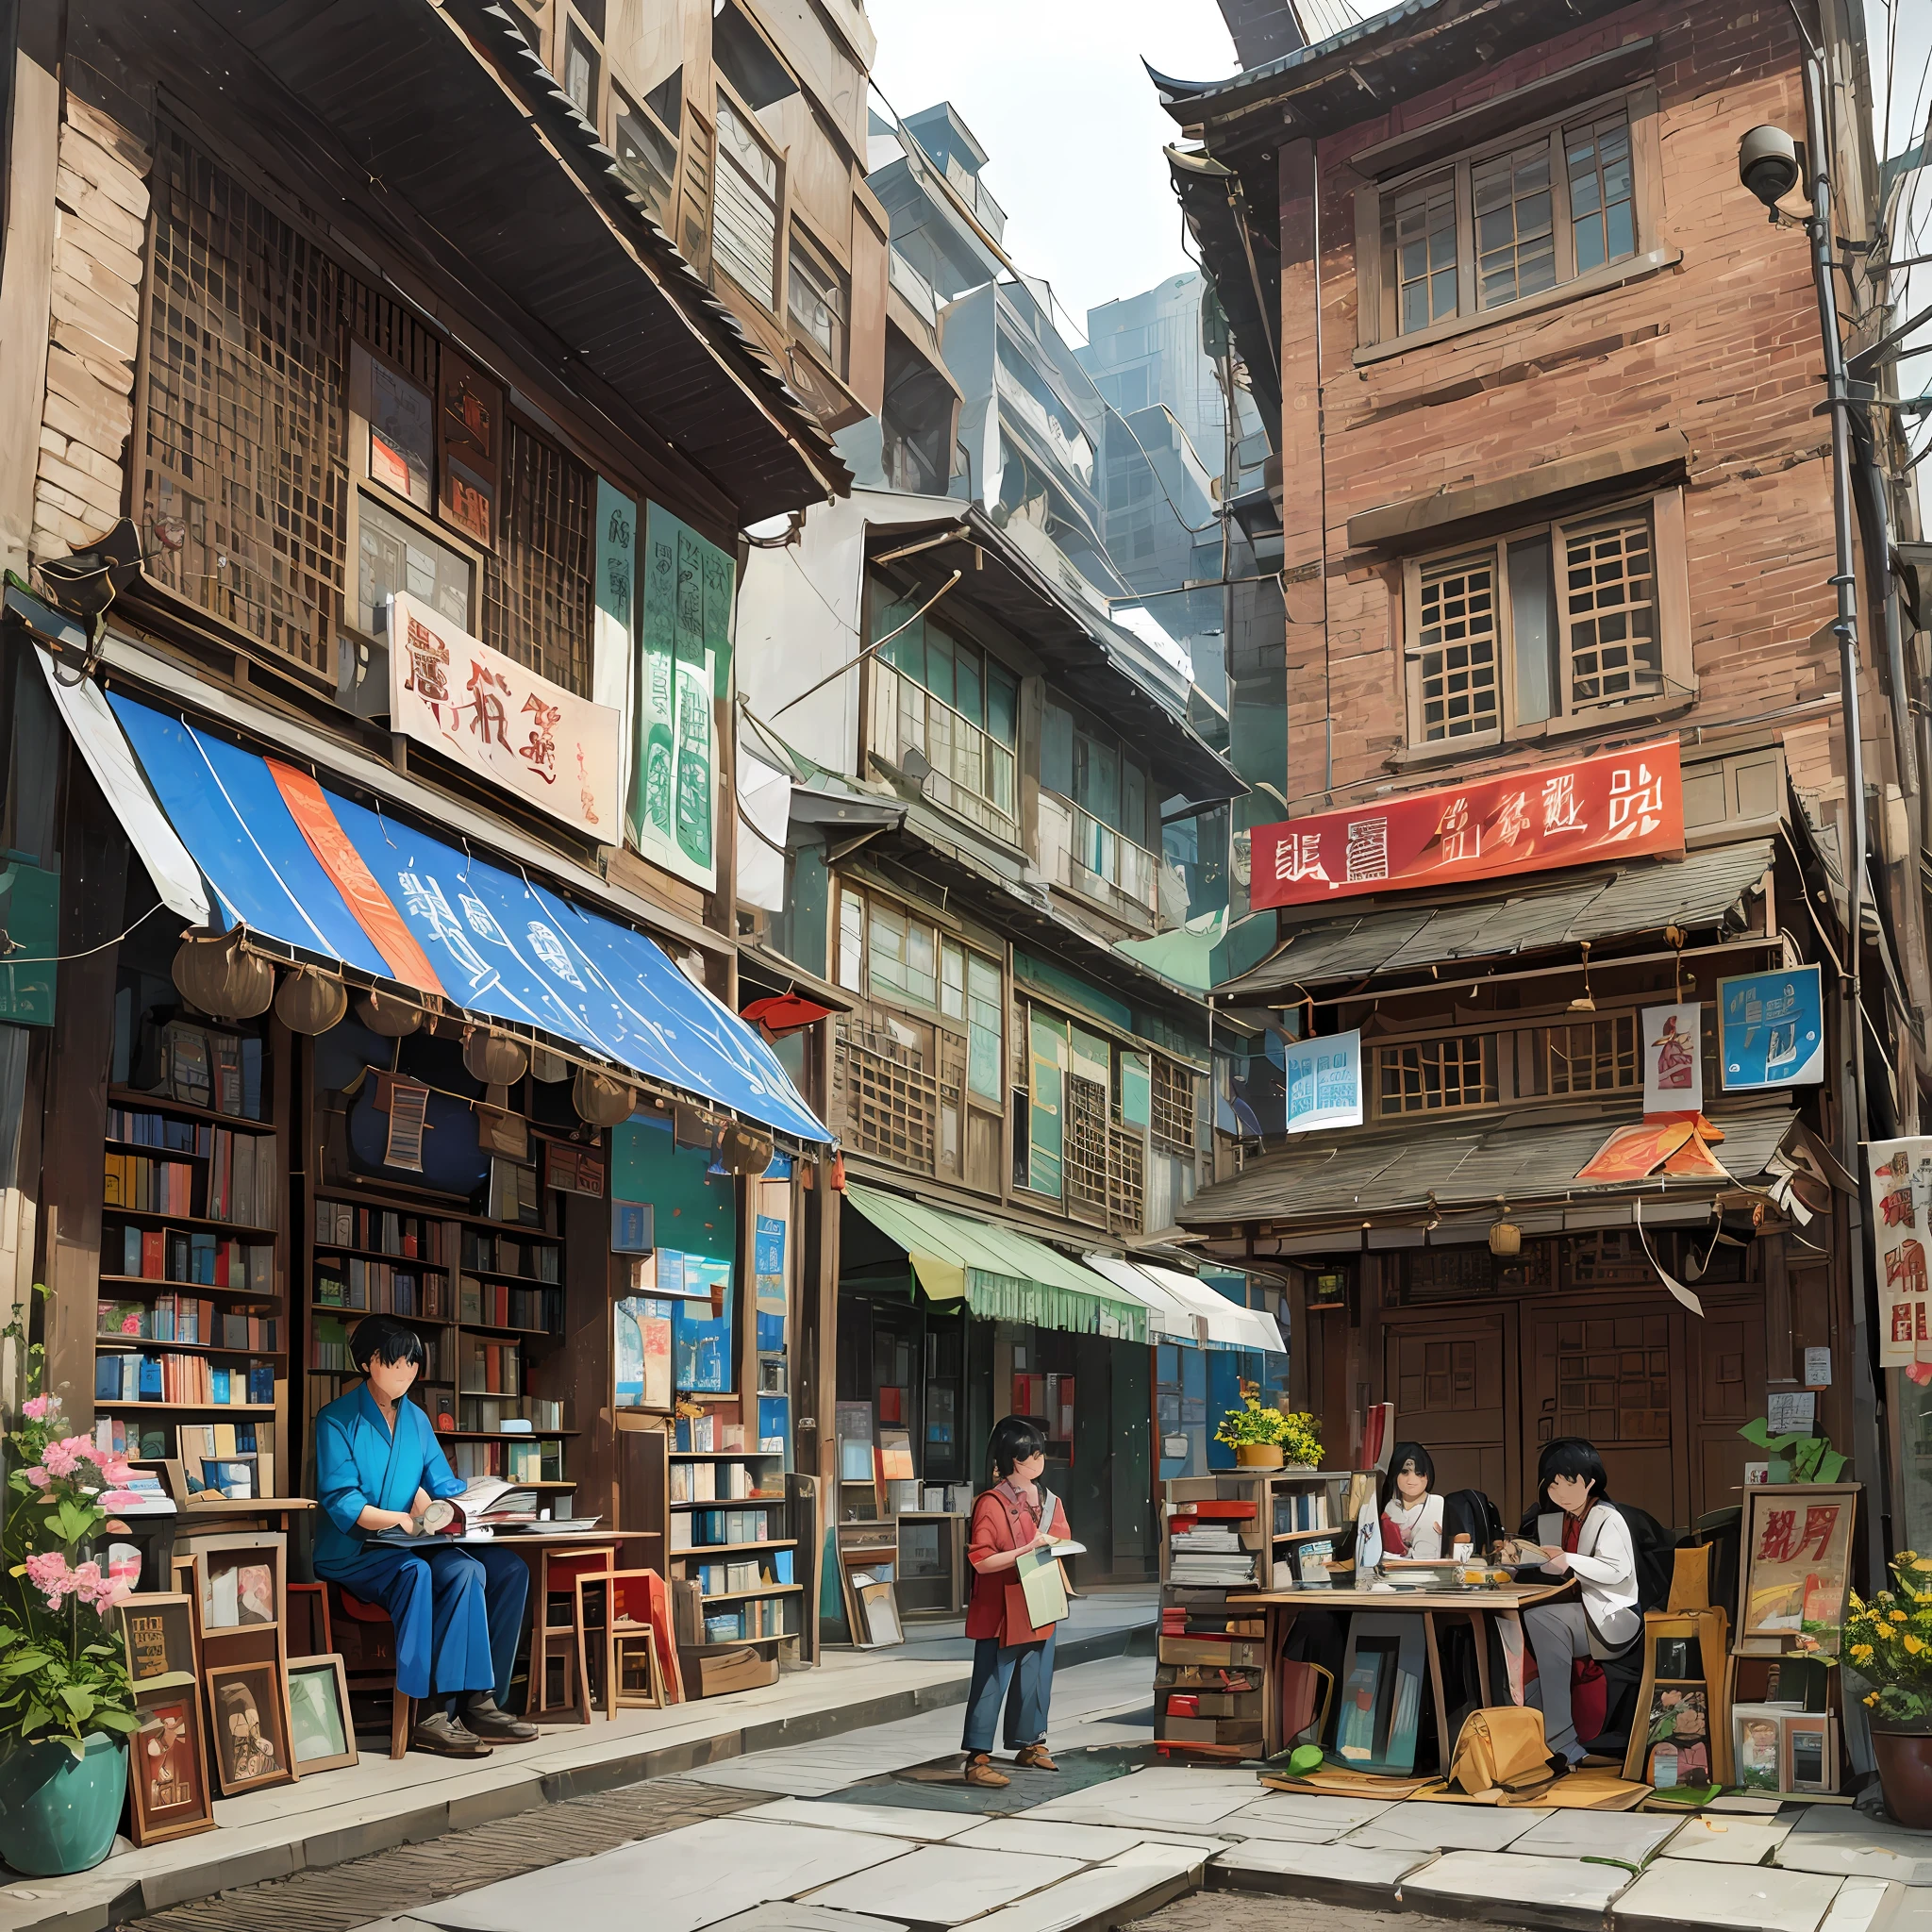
left=318, top=1542, right=529, bottom=1708
left=961, top=1627, right=1056, bottom=1752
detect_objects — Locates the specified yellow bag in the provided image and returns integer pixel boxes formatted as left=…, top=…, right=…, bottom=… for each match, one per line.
left=1448, top=1706, right=1556, bottom=1796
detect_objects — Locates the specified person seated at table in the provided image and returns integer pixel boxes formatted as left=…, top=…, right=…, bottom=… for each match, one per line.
left=1499, top=1438, right=1640, bottom=1768
left=1355, top=1441, right=1453, bottom=1571
left=312, top=1315, right=541, bottom=1758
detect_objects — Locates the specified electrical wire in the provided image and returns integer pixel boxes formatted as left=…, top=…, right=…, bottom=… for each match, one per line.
left=0, top=901, right=173, bottom=965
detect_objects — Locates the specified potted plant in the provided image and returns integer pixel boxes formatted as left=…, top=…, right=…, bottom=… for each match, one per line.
left=1845, top=1551, right=1932, bottom=1827
left=0, top=1373, right=145, bottom=1875
left=1215, top=1394, right=1322, bottom=1471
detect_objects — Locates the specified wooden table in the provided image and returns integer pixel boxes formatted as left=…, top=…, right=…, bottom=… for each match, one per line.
left=1229, top=1582, right=1571, bottom=1765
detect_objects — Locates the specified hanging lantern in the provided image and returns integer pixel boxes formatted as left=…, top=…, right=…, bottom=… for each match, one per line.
left=1488, top=1218, right=1523, bottom=1258
left=274, top=967, right=347, bottom=1036
left=356, top=990, right=422, bottom=1037
left=574, top=1066, right=637, bottom=1129
left=529, top=1045, right=570, bottom=1083
left=713, top=1120, right=775, bottom=1176
left=172, top=930, right=274, bottom=1021
left=462, top=1029, right=529, bottom=1088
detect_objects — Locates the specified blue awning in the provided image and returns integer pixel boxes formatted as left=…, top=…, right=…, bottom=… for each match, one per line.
left=103, top=692, right=829, bottom=1144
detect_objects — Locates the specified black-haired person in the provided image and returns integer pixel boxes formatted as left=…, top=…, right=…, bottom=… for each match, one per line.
left=1355, top=1441, right=1450, bottom=1573
left=1501, top=1439, right=1640, bottom=1767
left=312, top=1315, right=541, bottom=1758
left=958, top=1415, right=1073, bottom=1789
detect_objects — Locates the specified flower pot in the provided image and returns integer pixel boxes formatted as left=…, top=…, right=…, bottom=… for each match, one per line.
left=1870, top=1718, right=1932, bottom=1829
left=0, top=1732, right=127, bottom=1875
left=1236, top=1443, right=1285, bottom=1468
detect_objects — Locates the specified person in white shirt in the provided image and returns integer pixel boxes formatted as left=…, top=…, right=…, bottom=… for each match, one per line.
left=1500, top=1440, right=1640, bottom=1766
left=1355, top=1441, right=1455, bottom=1572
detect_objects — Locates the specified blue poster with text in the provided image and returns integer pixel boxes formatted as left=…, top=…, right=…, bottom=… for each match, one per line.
left=1718, top=965, right=1824, bottom=1090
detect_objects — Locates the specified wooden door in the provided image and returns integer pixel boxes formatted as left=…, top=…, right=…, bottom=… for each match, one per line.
left=1690, top=1296, right=1767, bottom=1525
left=1524, top=1305, right=1681, bottom=1527
left=1382, top=1312, right=1511, bottom=1497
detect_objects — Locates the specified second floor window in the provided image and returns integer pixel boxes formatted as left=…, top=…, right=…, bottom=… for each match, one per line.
left=713, top=96, right=779, bottom=310
left=874, top=602, right=1019, bottom=833
left=788, top=229, right=848, bottom=377
left=1406, top=494, right=1680, bottom=748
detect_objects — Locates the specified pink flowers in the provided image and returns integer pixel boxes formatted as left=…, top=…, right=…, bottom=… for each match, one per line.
left=119, top=1314, right=141, bottom=1336
left=19, top=1394, right=57, bottom=1422
left=41, top=1437, right=87, bottom=1479
left=21, top=1553, right=129, bottom=1617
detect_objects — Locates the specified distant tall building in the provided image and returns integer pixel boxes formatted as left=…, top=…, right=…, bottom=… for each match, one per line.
left=1081, top=274, right=1239, bottom=489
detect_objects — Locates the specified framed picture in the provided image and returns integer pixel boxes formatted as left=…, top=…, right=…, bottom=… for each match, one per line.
left=205, top=1661, right=295, bottom=1795
left=126, top=1694, right=215, bottom=1846
left=119, top=1593, right=196, bottom=1691
left=1737, top=1484, right=1858, bottom=1655
left=1641, top=1682, right=1711, bottom=1790
left=1331, top=1613, right=1427, bottom=1775
left=1733, top=1702, right=1788, bottom=1792
left=189, top=1535, right=285, bottom=1635
left=285, top=1656, right=358, bottom=1774
left=855, top=1577, right=903, bottom=1648
left=1782, top=1710, right=1838, bottom=1794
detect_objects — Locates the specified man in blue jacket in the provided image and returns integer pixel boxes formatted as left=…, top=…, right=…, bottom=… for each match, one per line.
left=312, top=1316, right=539, bottom=1757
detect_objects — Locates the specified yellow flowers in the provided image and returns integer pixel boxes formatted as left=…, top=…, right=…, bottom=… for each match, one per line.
left=1852, top=1643, right=1875, bottom=1662
left=1892, top=1610, right=1910, bottom=1623
left=1906, top=1635, right=1924, bottom=1656
left=1868, top=1692, right=1881, bottom=1707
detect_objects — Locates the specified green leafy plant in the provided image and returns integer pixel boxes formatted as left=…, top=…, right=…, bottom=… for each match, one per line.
left=0, top=1291, right=142, bottom=1757
left=1214, top=1395, right=1322, bottom=1466
left=1843, top=1551, right=1932, bottom=1725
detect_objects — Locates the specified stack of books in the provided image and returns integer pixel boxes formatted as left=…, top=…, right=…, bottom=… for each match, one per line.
left=1168, top=1500, right=1258, bottom=1586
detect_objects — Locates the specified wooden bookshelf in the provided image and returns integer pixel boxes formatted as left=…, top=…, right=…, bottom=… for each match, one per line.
left=95, top=1066, right=289, bottom=1502
left=669, top=1448, right=802, bottom=1646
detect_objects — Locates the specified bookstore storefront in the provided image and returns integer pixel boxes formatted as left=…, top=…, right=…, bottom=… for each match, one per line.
left=35, top=632, right=831, bottom=1700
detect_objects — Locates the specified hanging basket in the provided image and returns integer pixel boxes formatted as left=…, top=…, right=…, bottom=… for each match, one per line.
left=713, top=1120, right=775, bottom=1176
left=529, top=1045, right=570, bottom=1083
left=356, top=990, right=422, bottom=1038
left=171, top=931, right=274, bottom=1021
left=274, top=967, right=347, bottom=1036
left=463, top=1029, right=529, bottom=1088
left=574, top=1066, right=637, bottom=1129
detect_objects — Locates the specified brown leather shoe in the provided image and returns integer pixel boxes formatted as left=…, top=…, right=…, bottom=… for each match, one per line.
left=963, top=1752, right=1010, bottom=1788
left=1014, top=1744, right=1058, bottom=1772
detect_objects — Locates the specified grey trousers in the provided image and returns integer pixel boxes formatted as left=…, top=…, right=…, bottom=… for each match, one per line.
left=1522, top=1600, right=1593, bottom=1763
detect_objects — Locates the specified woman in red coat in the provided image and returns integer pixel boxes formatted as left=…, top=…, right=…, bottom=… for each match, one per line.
left=959, top=1416, right=1072, bottom=1789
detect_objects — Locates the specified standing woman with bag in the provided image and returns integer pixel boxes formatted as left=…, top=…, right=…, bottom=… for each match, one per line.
left=958, top=1415, right=1073, bottom=1788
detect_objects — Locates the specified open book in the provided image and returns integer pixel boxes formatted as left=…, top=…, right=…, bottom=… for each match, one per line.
left=369, top=1477, right=541, bottom=1545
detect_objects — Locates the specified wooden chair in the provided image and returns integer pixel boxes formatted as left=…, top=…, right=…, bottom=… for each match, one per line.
left=530, top=1547, right=615, bottom=1724
left=325, top=1580, right=413, bottom=1759
left=575, top=1568, right=667, bottom=1718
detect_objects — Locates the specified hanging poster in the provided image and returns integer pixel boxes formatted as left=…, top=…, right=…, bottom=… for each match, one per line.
left=1641, top=1003, right=1703, bottom=1113
left=1869, top=1137, right=1932, bottom=1369
left=755, top=1213, right=787, bottom=1354
left=1284, top=1029, right=1362, bottom=1135
left=1718, top=966, right=1824, bottom=1091
left=627, top=504, right=732, bottom=891
left=388, top=591, right=621, bottom=840
left=593, top=478, right=637, bottom=797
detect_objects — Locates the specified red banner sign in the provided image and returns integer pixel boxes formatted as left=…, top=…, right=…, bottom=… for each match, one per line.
left=1252, top=741, right=1684, bottom=909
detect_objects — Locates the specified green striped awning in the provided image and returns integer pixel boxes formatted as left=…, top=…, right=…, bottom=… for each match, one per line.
left=844, top=1183, right=1150, bottom=1342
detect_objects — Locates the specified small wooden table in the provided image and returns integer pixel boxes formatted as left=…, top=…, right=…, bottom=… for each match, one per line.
left=1229, top=1581, right=1571, bottom=1765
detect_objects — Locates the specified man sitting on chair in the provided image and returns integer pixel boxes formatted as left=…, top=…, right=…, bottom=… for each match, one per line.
left=313, top=1316, right=541, bottom=1757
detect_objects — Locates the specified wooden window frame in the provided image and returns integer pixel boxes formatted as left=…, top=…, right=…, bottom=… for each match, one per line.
left=1356, top=84, right=1666, bottom=360
left=1374, top=1034, right=1499, bottom=1119
left=711, top=82, right=785, bottom=315
left=788, top=219, right=851, bottom=382
left=609, top=81, right=681, bottom=226
left=1401, top=488, right=1690, bottom=752
left=558, top=6, right=606, bottom=125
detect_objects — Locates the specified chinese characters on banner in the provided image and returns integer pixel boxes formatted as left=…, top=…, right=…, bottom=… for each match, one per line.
left=1641, top=1003, right=1703, bottom=1113
left=1284, top=1029, right=1362, bottom=1134
left=592, top=479, right=637, bottom=797
left=387, top=591, right=621, bottom=840
left=1251, top=741, right=1683, bottom=909
left=1869, top=1136, right=1932, bottom=1370
left=1718, top=966, right=1824, bottom=1090
left=626, top=505, right=733, bottom=893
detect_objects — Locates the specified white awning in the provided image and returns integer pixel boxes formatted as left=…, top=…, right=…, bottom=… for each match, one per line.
left=1083, top=1256, right=1285, bottom=1354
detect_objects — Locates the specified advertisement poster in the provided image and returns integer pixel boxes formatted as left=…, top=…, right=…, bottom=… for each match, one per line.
left=627, top=504, right=732, bottom=891
left=1641, top=1003, right=1703, bottom=1114
left=1869, top=1137, right=1932, bottom=1368
left=593, top=477, right=637, bottom=799
left=1284, top=1029, right=1362, bottom=1135
left=1719, top=966, right=1824, bottom=1091
left=755, top=1213, right=787, bottom=1354
left=387, top=591, right=621, bottom=840
left=1252, top=741, right=1683, bottom=908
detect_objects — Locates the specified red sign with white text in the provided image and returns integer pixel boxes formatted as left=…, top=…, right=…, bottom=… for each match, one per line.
left=1252, top=741, right=1684, bottom=908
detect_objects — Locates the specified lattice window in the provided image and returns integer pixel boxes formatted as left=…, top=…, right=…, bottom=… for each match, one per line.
left=1107, top=1125, right=1144, bottom=1235
left=1474, top=139, right=1557, bottom=309
left=1548, top=1014, right=1640, bottom=1094
left=1417, top=550, right=1499, bottom=741
left=1375, top=1035, right=1496, bottom=1115
left=141, top=125, right=347, bottom=678
left=1565, top=511, right=1657, bottom=708
left=1150, top=1058, right=1194, bottom=1151
left=1553, top=1311, right=1671, bottom=1441
left=481, top=420, right=595, bottom=695
left=833, top=1025, right=936, bottom=1174
left=1065, top=1074, right=1108, bottom=1220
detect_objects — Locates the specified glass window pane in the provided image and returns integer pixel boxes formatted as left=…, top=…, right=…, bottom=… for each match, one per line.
left=1416, top=548, right=1499, bottom=741
left=367, top=359, right=434, bottom=510
left=838, top=891, right=863, bottom=991
left=954, top=646, right=983, bottom=728
left=988, top=665, right=1018, bottom=748
left=923, top=627, right=955, bottom=709
left=906, top=919, right=937, bottom=1006
left=941, top=939, right=966, bottom=1019
left=1567, top=112, right=1637, bottom=276
left=967, top=954, right=1002, bottom=1100
left=1507, top=535, right=1556, bottom=725
left=1387, top=173, right=1457, bottom=335
left=358, top=492, right=472, bottom=635
left=1474, top=142, right=1557, bottom=308
left=1564, top=512, right=1659, bottom=708
left=868, top=901, right=906, bottom=1001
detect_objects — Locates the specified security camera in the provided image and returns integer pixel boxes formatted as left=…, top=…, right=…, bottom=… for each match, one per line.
left=1739, top=125, right=1804, bottom=208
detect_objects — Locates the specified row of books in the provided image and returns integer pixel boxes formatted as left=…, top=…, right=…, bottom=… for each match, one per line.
left=316, top=1258, right=447, bottom=1318
left=311, top=1315, right=444, bottom=1379
left=111, top=1226, right=275, bottom=1291
left=672, top=1413, right=754, bottom=1453
left=448, top=1438, right=564, bottom=1479
left=456, top=1394, right=565, bottom=1434
left=103, top=1155, right=194, bottom=1217
left=459, top=1228, right=558, bottom=1282
left=459, top=1278, right=560, bottom=1332
left=313, top=1201, right=449, bottom=1262
left=94, top=1353, right=275, bottom=1405
left=90, top=1416, right=272, bottom=1460
left=486, top=1158, right=540, bottom=1226
left=458, top=1338, right=521, bottom=1394
left=669, top=1459, right=777, bottom=1502
left=696, top=1550, right=795, bottom=1595
left=671, top=1507, right=774, bottom=1550
left=98, top=1298, right=278, bottom=1349
left=1274, top=1491, right=1331, bottom=1534
left=107, top=1107, right=217, bottom=1153
left=92, top=1420, right=168, bottom=1458
left=203, top=1129, right=278, bottom=1228
left=704, top=1597, right=798, bottom=1641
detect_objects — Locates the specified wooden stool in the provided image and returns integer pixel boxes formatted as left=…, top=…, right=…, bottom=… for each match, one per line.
left=530, top=1547, right=615, bottom=1724
left=575, top=1569, right=667, bottom=1718
left=326, top=1581, right=415, bottom=1761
